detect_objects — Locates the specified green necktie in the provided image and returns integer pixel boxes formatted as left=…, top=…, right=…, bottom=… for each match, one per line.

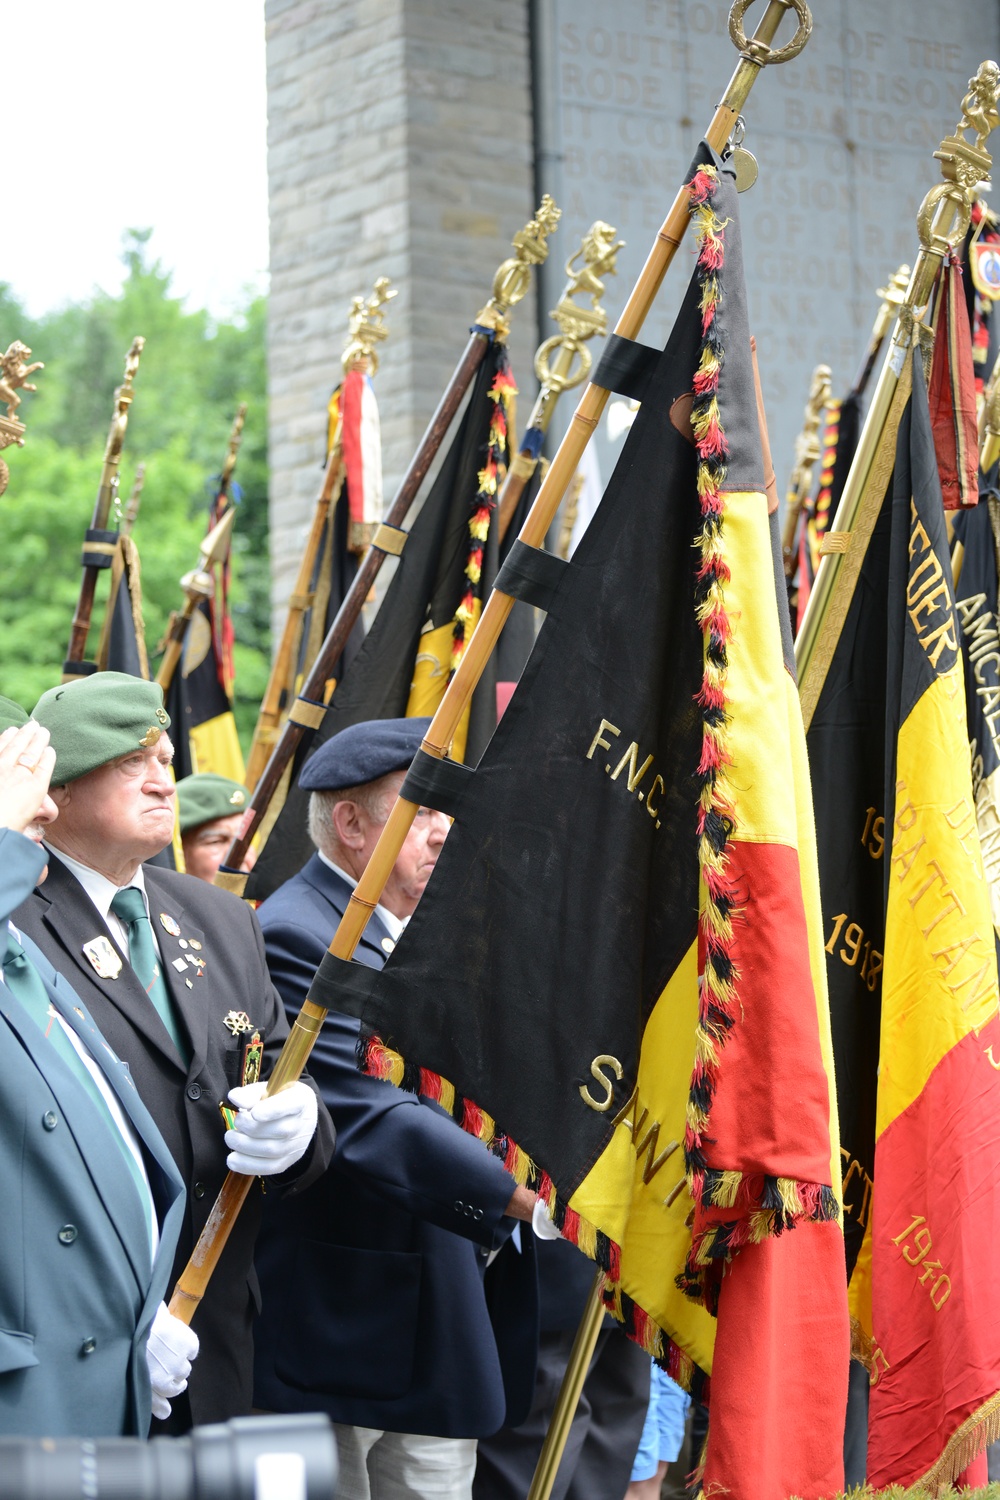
left=110, top=886, right=190, bottom=1064
left=3, top=928, right=152, bottom=1249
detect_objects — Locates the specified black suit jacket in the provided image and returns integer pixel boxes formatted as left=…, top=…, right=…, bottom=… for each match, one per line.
left=13, top=855, right=335, bottom=1425
left=253, top=854, right=539, bottom=1437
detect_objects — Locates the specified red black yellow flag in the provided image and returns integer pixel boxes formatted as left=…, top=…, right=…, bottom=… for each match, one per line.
left=246, top=340, right=515, bottom=901
left=809, top=349, right=1000, bottom=1488
left=327, top=150, right=847, bottom=1499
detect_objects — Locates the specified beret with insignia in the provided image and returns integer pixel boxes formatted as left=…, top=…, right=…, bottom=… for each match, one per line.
left=32, top=672, right=172, bottom=786
left=299, top=717, right=431, bottom=793
left=0, top=696, right=29, bottom=734
left=177, top=772, right=251, bottom=834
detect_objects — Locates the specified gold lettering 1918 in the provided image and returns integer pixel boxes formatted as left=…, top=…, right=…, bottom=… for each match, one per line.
left=825, top=913, right=883, bottom=991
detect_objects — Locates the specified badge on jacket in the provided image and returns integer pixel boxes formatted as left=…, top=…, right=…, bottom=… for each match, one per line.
left=83, top=936, right=123, bottom=980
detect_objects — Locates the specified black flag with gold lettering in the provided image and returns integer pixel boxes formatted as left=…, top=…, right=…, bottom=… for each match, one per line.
left=326, top=150, right=847, bottom=1499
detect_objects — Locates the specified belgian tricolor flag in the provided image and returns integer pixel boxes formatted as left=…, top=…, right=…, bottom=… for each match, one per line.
left=246, top=339, right=515, bottom=902
left=328, top=150, right=847, bottom=1499
left=809, top=350, right=1000, bottom=1488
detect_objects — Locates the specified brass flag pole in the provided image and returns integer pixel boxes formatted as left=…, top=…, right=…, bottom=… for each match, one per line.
left=243, top=278, right=397, bottom=792
left=781, top=361, right=832, bottom=579
left=121, top=463, right=146, bottom=540
left=63, top=337, right=145, bottom=679
left=216, top=196, right=561, bottom=887
left=849, top=263, right=911, bottom=401
left=796, top=61, right=1000, bottom=728
left=498, top=221, right=624, bottom=542
left=168, top=0, right=811, bottom=1334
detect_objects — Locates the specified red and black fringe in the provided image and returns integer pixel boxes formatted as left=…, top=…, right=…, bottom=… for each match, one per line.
left=450, top=352, right=516, bottom=671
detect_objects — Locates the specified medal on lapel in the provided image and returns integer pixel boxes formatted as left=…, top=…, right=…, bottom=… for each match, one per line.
left=159, top=913, right=181, bottom=937
left=224, top=1010, right=253, bottom=1036
left=83, top=936, right=123, bottom=980
left=241, top=1030, right=264, bottom=1087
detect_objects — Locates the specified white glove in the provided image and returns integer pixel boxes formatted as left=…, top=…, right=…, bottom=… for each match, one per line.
left=146, top=1301, right=199, bottom=1420
left=225, top=1080, right=318, bottom=1177
left=532, top=1196, right=563, bottom=1242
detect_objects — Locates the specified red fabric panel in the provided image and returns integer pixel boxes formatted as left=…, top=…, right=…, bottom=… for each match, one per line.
left=496, top=681, right=516, bottom=721
left=340, top=367, right=366, bottom=526
left=704, top=1218, right=848, bottom=1499
left=868, top=1016, right=1000, bottom=1488
left=703, top=840, right=833, bottom=1186
left=927, top=257, right=979, bottom=511
left=958, top=1453, right=989, bottom=1488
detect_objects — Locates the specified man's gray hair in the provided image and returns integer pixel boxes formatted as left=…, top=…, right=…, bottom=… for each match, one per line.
left=307, top=775, right=398, bottom=857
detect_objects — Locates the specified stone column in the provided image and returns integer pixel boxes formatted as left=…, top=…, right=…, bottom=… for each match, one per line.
left=264, top=0, right=536, bottom=637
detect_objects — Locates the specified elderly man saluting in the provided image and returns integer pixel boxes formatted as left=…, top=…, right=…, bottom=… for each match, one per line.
left=14, top=673, right=334, bottom=1432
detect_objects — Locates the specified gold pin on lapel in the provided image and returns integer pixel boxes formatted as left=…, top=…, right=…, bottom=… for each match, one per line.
left=224, top=1010, right=253, bottom=1036
left=83, top=937, right=122, bottom=980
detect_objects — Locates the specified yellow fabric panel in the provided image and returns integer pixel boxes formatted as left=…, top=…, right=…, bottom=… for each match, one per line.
left=720, top=492, right=799, bottom=848
left=848, top=1213, right=874, bottom=1344
left=188, top=712, right=246, bottom=783
left=786, top=673, right=843, bottom=1202
left=405, top=600, right=482, bottom=765
left=569, top=941, right=717, bottom=1375
left=878, top=667, right=1000, bottom=1134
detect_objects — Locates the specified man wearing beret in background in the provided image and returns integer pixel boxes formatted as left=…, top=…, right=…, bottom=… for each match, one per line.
left=13, top=672, right=334, bottom=1432
left=0, top=701, right=193, bottom=1436
left=176, top=772, right=256, bottom=885
left=253, top=716, right=545, bottom=1500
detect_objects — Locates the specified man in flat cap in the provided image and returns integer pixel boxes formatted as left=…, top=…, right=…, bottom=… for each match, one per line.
left=176, top=772, right=256, bottom=884
left=253, top=717, right=542, bottom=1500
left=0, top=702, right=192, bottom=1436
left=13, top=672, right=334, bottom=1432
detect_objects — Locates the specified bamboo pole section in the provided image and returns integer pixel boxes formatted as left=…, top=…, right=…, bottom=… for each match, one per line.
left=63, top=338, right=144, bottom=678
left=796, top=60, right=1000, bottom=729
left=216, top=197, right=562, bottom=883
left=243, top=280, right=397, bottom=792
left=171, top=0, right=811, bottom=1333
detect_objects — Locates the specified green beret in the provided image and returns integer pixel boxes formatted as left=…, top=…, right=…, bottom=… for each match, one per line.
left=176, top=772, right=250, bottom=834
left=32, top=672, right=171, bottom=786
left=0, top=696, right=29, bottom=734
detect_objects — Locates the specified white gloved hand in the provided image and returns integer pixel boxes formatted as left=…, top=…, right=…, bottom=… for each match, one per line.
left=146, top=1301, right=200, bottom=1420
left=225, top=1080, right=319, bottom=1177
left=532, top=1196, right=563, bottom=1242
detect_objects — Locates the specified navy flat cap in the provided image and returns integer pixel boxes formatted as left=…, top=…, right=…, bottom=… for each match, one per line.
left=299, top=717, right=431, bottom=793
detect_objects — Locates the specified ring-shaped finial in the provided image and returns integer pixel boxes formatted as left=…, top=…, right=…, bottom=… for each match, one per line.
left=533, top=337, right=592, bottom=394
left=916, top=182, right=973, bottom=254
left=728, top=0, right=812, bottom=67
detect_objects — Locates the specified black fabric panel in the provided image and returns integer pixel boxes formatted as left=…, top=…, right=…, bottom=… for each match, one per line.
left=806, top=434, right=894, bottom=1282
left=495, top=467, right=543, bottom=692
left=106, top=568, right=146, bottom=681
left=399, top=751, right=474, bottom=820
left=307, top=951, right=380, bottom=1014
left=592, top=335, right=662, bottom=403
left=494, top=541, right=570, bottom=613
left=331, top=140, right=723, bottom=1196
left=62, top=660, right=99, bottom=678
left=768, top=510, right=796, bottom=680
left=829, top=392, right=862, bottom=517
left=713, top=159, right=766, bottom=495
left=247, top=347, right=506, bottom=902
left=953, top=486, right=1000, bottom=785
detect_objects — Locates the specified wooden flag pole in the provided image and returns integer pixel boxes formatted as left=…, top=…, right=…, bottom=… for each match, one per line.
left=796, top=61, right=1000, bottom=730
left=215, top=196, right=562, bottom=885
left=63, top=338, right=144, bottom=680
left=169, top=0, right=810, bottom=1336
left=243, top=280, right=397, bottom=792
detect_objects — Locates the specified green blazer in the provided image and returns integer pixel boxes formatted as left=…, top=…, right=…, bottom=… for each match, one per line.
left=0, top=829, right=185, bottom=1436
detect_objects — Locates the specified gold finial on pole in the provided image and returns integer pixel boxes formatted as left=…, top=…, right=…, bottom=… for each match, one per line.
left=218, top=404, right=247, bottom=499
left=122, top=464, right=146, bottom=539
left=796, top=59, right=1000, bottom=724
left=0, top=340, right=44, bottom=496
left=64, top=336, right=145, bottom=675
left=155, top=508, right=238, bottom=694
left=342, top=277, right=398, bottom=375
left=781, top=363, right=832, bottom=577
left=475, top=195, right=562, bottom=335
left=498, top=221, right=625, bottom=540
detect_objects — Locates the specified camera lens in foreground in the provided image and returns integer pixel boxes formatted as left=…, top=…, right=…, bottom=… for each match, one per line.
left=0, top=1412, right=338, bottom=1500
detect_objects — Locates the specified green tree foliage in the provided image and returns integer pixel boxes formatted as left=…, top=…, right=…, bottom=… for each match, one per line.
left=0, top=230, right=269, bottom=742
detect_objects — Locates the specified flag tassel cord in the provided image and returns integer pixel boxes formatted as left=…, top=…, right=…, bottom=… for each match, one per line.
left=155, top=406, right=246, bottom=697
left=62, top=337, right=145, bottom=681
left=216, top=197, right=562, bottom=882
left=169, top=0, right=811, bottom=1401
left=795, top=60, right=1000, bottom=727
